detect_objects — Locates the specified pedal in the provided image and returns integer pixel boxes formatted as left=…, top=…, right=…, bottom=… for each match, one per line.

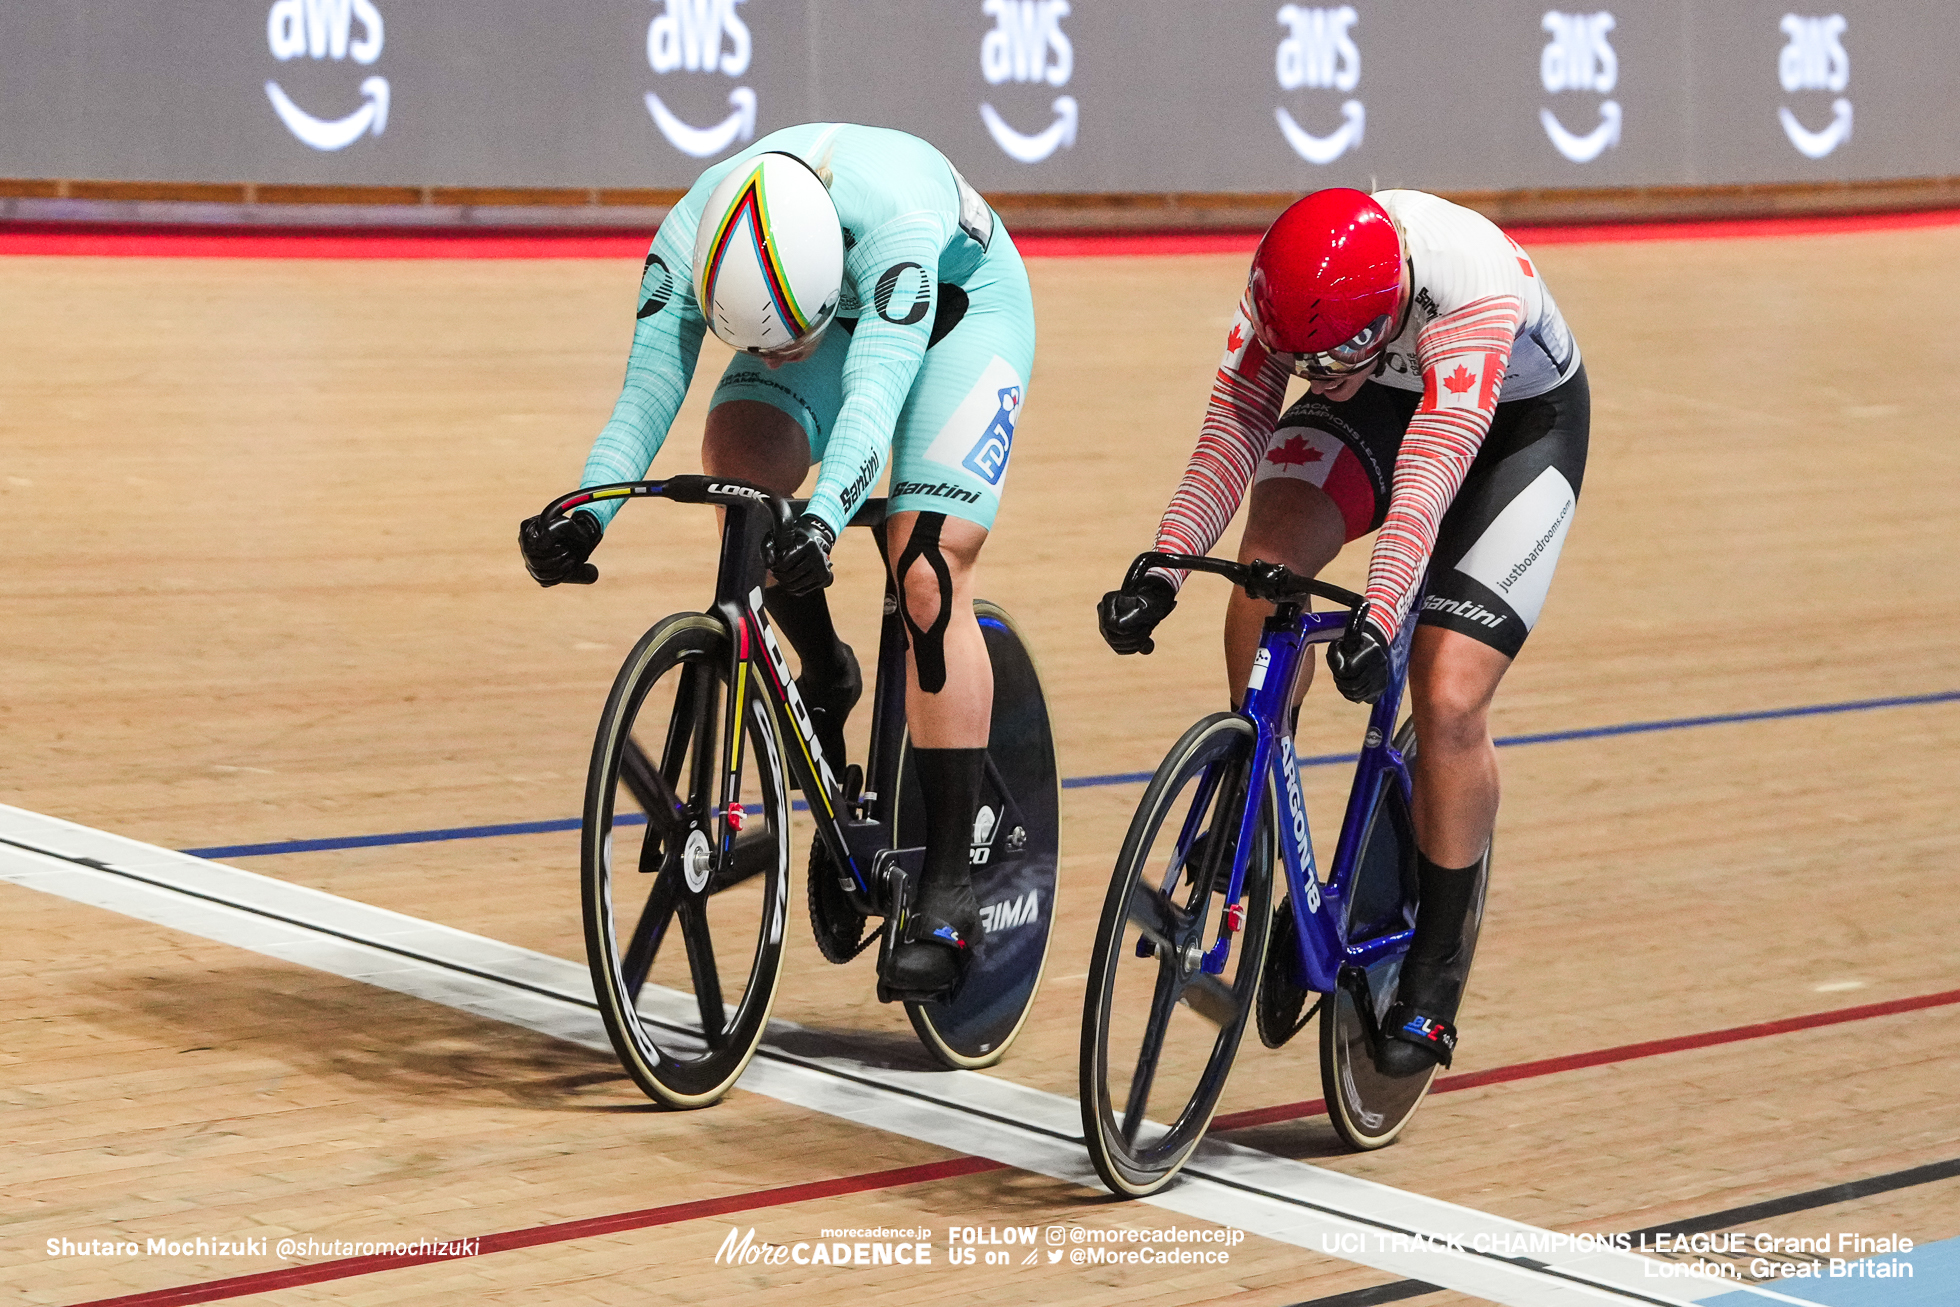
left=873, top=859, right=912, bottom=1005
left=864, top=844, right=926, bottom=918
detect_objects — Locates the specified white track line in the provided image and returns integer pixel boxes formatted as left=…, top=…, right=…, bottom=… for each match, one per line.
left=0, top=804, right=1814, bottom=1307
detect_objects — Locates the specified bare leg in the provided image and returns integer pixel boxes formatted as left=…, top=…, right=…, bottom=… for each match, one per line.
left=885, top=510, right=992, bottom=747
left=1406, top=626, right=1510, bottom=866
left=1225, top=478, right=1347, bottom=707
left=702, top=400, right=811, bottom=494
left=1378, top=623, right=1512, bottom=1074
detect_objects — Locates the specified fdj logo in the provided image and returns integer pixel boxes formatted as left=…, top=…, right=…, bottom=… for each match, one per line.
left=1538, top=10, right=1621, bottom=163
left=979, top=0, right=1078, bottom=164
left=1778, top=14, right=1852, bottom=159
left=963, top=387, right=1021, bottom=487
left=1274, top=5, right=1364, bottom=165
left=644, top=0, right=756, bottom=158
left=264, top=0, right=388, bottom=152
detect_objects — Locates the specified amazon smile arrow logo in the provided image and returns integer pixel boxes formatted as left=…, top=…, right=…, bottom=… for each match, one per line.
left=1539, top=100, right=1621, bottom=162
left=1538, top=11, right=1621, bottom=164
left=264, top=0, right=388, bottom=152
left=1276, top=100, right=1364, bottom=165
left=266, top=77, right=388, bottom=151
left=1780, top=99, right=1852, bottom=158
left=645, top=87, right=756, bottom=159
left=979, top=97, right=1077, bottom=164
left=641, top=0, right=757, bottom=160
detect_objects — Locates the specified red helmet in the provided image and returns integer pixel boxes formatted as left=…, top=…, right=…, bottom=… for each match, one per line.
left=1247, top=189, right=1403, bottom=374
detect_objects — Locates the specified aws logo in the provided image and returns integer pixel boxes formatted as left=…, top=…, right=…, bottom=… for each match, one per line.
left=1779, top=14, right=1852, bottom=159
left=1274, top=5, right=1365, bottom=166
left=645, top=0, right=756, bottom=159
left=980, top=0, right=1077, bottom=164
left=265, top=0, right=387, bottom=152
left=1538, top=10, right=1620, bottom=163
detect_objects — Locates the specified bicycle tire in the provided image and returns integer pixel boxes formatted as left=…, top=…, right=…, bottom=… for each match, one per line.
left=1319, top=719, right=1490, bottom=1149
left=1080, top=712, right=1273, bottom=1197
left=581, top=612, right=791, bottom=1109
left=899, top=600, right=1060, bottom=1070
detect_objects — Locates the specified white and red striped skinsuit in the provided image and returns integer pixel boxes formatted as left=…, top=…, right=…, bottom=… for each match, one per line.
left=1149, top=190, right=1582, bottom=640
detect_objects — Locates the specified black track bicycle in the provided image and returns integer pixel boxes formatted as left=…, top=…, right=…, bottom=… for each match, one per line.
left=536, top=475, right=1060, bottom=1108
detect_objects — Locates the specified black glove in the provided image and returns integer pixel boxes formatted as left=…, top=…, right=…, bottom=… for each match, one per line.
left=1327, top=610, right=1391, bottom=704
left=519, top=510, right=602, bottom=587
left=1098, top=575, right=1178, bottom=655
left=763, top=512, right=837, bottom=596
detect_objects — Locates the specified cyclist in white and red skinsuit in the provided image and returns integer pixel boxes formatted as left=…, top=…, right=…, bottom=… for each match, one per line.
left=1099, top=188, right=1590, bottom=1077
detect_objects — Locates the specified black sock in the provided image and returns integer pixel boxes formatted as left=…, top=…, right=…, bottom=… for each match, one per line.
left=910, top=747, right=985, bottom=917
left=1406, top=849, right=1481, bottom=967
left=764, top=586, right=847, bottom=680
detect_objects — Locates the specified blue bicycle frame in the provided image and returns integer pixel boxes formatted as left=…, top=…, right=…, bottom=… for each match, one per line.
left=1227, top=598, right=1421, bottom=994
left=1125, top=551, right=1423, bottom=997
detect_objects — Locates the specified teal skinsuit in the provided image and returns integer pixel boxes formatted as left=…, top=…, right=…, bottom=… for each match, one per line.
left=578, top=123, right=1036, bottom=537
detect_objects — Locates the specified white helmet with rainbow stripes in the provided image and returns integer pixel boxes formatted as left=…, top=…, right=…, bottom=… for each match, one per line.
left=692, top=152, right=844, bottom=356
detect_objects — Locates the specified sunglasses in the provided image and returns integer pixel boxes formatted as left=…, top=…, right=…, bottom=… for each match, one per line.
left=1290, top=313, right=1393, bottom=380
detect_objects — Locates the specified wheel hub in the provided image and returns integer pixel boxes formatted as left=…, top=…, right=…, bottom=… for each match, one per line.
left=682, top=828, right=713, bottom=893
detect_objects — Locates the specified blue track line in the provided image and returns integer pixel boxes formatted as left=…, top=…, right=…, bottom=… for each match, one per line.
left=181, top=689, right=1956, bottom=860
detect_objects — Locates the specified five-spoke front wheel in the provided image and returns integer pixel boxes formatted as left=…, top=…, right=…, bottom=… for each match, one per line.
left=1079, top=712, right=1272, bottom=1196
left=581, top=612, right=790, bottom=1109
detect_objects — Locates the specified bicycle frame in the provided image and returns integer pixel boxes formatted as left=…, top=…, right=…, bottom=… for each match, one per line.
left=543, top=475, right=1031, bottom=923
left=1229, top=597, right=1422, bottom=995
left=1120, top=549, right=1424, bottom=998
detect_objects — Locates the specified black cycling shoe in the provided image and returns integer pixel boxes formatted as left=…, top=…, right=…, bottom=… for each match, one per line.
left=879, top=883, right=982, bottom=1003
left=1375, top=956, right=1463, bottom=1076
left=794, top=643, right=861, bottom=785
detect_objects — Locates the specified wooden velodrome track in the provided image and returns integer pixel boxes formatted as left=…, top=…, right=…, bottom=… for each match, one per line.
left=4, top=212, right=1958, bottom=1307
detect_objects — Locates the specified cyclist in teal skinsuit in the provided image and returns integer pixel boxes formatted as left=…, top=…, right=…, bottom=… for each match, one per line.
left=520, top=123, right=1037, bottom=1003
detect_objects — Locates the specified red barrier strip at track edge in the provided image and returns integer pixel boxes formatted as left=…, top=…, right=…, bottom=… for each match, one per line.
left=67, top=987, right=1960, bottom=1307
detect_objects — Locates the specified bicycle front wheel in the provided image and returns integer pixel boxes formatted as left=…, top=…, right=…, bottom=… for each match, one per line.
left=1080, top=712, right=1272, bottom=1197
left=582, top=612, right=791, bottom=1109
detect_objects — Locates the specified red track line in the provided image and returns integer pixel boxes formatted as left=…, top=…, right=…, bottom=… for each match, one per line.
left=1209, top=985, right=1960, bottom=1133
left=6, top=207, right=1958, bottom=260
left=66, top=987, right=1960, bottom=1307
left=67, top=1156, right=1004, bottom=1307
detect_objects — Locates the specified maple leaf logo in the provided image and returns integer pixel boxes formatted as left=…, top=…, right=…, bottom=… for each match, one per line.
left=1443, top=364, right=1477, bottom=395
left=1265, top=435, right=1323, bottom=467
left=1227, top=323, right=1245, bottom=353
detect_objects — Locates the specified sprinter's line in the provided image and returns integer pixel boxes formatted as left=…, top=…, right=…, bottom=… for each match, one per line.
left=0, top=803, right=1816, bottom=1307
left=178, top=689, right=1958, bottom=861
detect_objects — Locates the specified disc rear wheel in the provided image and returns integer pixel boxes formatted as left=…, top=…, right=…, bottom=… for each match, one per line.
left=899, top=600, right=1060, bottom=1069
left=1319, top=719, right=1488, bottom=1149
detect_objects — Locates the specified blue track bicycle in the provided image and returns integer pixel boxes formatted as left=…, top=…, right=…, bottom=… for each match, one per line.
left=1079, top=551, right=1488, bottom=1195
